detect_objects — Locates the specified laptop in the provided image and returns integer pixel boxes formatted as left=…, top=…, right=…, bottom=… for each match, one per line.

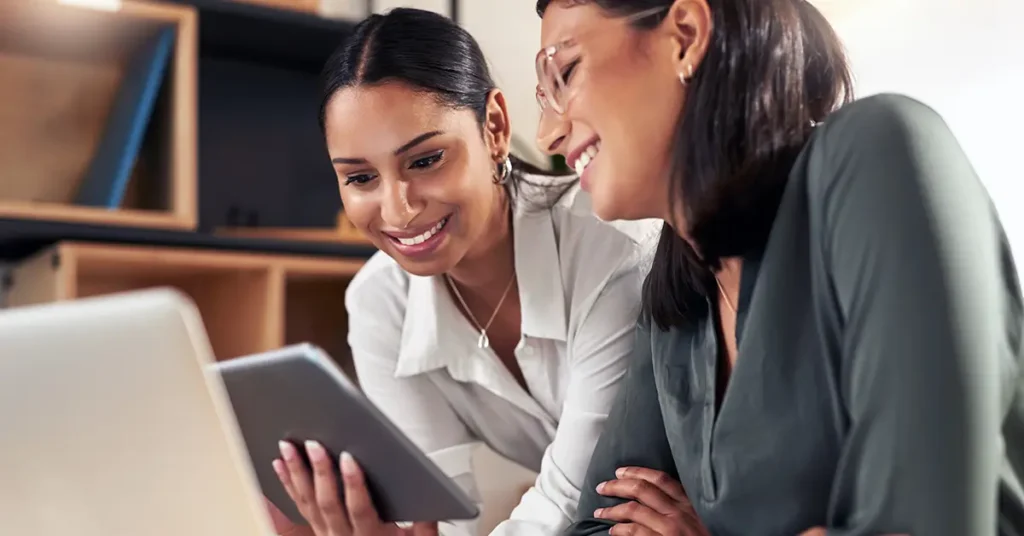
left=0, top=287, right=275, bottom=535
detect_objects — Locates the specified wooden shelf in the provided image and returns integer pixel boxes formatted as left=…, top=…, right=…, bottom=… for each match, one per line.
left=0, top=216, right=378, bottom=262
left=0, top=201, right=194, bottom=230
left=216, top=210, right=373, bottom=246
left=0, top=0, right=198, bottom=230
left=223, top=0, right=320, bottom=16
left=6, top=241, right=364, bottom=367
left=0, top=0, right=365, bottom=252
left=217, top=226, right=373, bottom=247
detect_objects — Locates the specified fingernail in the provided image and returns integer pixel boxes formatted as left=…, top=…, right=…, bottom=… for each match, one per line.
left=305, top=440, right=325, bottom=461
left=596, top=481, right=605, bottom=493
left=615, top=467, right=627, bottom=478
left=340, top=451, right=356, bottom=475
left=594, top=508, right=604, bottom=517
left=278, top=441, right=293, bottom=459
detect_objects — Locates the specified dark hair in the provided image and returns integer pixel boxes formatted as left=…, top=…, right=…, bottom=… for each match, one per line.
left=320, top=7, right=570, bottom=203
left=537, top=0, right=854, bottom=330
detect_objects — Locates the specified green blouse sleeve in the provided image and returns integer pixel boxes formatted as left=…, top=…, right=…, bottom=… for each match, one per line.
left=810, top=94, right=1023, bottom=535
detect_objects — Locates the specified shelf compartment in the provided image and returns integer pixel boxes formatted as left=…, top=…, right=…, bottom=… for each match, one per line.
left=0, top=0, right=198, bottom=231
left=281, top=258, right=363, bottom=381
left=6, top=242, right=278, bottom=359
left=5, top=241, right=365, bottom=370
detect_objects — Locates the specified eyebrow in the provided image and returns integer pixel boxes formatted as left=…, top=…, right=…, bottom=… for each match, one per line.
left=331, top=130, right=444, bottom=165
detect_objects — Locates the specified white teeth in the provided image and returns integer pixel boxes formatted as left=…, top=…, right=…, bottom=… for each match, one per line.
left=397, top=217, right=447, bottom=246
left=572, top=142, right=600, bottom=177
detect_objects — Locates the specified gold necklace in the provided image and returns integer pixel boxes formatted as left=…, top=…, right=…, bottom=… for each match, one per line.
left=714, top=275, right=737, bottom=315
left=445, top=273, right=516, bottom=349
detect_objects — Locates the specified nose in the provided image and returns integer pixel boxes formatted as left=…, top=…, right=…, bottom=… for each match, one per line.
left=380, top=179, right=422, bottom=229
left=536, top=107, right=570, bottom=156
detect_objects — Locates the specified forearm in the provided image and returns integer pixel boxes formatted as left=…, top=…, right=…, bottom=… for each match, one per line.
left=566, top=323, right=676, bottom=535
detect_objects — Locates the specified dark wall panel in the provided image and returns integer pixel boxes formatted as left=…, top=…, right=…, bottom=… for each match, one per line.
left=198, top=58, right=340, bottom=231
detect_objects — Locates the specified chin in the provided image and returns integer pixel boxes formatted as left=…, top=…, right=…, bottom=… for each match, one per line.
left=589, top=197, right=625, bottom=222
left=590, top=162, right=668, bottom=222
left=385, top=241, right=462, bottom=278
left=591, top=191, right=658, bottom=223
left=587, top=183, right=626, bottom=222
left=395, top=260, right=449, bottom=278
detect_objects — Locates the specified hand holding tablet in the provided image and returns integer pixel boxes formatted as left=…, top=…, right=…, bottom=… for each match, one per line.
left=272, top=440, right=439, bottom=536
left=213, top=344, right=479, bottom=531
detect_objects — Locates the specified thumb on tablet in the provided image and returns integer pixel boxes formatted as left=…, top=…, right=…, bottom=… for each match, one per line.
left=408, top=521, right=439, bottom=536
left=264, top=495, right=301, bottom=534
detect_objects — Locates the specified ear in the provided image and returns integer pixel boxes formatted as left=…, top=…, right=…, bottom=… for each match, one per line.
left=483, top=88, right=512, bottom=161
left=665, top=0, right=712, bottom=82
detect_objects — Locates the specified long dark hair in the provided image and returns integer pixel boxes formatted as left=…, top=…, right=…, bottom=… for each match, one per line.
left=320, top=7, right=571, bottom=206
left=537, top=0, right=854, bottom=330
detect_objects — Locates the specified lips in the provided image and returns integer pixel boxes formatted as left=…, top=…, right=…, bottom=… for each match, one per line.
left=386, top=216, right=449, bottom=246
left=381, top=214, right=453, bottom=259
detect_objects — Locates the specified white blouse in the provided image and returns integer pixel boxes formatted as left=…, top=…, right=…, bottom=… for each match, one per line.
left=345, top=184, right=659, bottom=536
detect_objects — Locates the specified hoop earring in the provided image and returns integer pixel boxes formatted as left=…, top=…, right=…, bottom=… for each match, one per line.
left=493, top=155, right=512, bottom=185
left=678, top=64, right=694, bottom=85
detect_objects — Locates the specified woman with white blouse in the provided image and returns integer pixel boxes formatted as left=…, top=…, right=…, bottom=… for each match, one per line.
left=268, top=8, right=656, bottom=536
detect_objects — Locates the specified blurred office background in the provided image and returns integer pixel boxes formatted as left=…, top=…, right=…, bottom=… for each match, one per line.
left=0, top=0, right=1019, bottom=376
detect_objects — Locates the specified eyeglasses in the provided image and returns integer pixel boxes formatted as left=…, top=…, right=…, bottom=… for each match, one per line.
left=535, top=5, right=670, bottom=115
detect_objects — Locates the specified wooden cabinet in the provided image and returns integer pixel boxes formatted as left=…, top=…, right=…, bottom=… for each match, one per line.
left=0, top=0, right=197, bottom=230
left=0, top=0, right=373, bottom=381
left=6, top=241, right=363, bottom=376
left=0, top=0, right=375, bottom=376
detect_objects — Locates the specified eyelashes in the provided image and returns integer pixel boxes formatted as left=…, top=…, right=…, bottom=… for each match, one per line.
left=561, top=59, right=580, bottom=84
left=343, top=150, right=445, bottom=187
left=344, top=174, right=374, bottom=186
left=409, top=150, right=444, bottom=170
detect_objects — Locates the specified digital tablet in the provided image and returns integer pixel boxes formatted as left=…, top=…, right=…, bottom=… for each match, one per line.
left=214, top=343, right=479, bottom=524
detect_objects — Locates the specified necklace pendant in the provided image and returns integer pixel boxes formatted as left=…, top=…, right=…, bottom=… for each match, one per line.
left=477, top=332, right=490, bottom=349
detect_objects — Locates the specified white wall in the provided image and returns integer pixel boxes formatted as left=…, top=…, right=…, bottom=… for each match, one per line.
left=459, top=2, right=546, bottom=168
left=815, top=0, right=1024, bottom=263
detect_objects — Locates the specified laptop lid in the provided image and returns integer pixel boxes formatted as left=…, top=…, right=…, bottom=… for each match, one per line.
left=0, top=287, right=274, bottom=536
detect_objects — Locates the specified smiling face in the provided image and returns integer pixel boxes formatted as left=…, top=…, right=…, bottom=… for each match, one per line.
left=323, top=81, right=508, bottom=276
left=535, top=2, right=690, bottom=222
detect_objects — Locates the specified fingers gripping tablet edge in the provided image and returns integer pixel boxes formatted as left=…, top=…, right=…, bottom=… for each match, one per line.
left=212, top=343, right=480, bottom=525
